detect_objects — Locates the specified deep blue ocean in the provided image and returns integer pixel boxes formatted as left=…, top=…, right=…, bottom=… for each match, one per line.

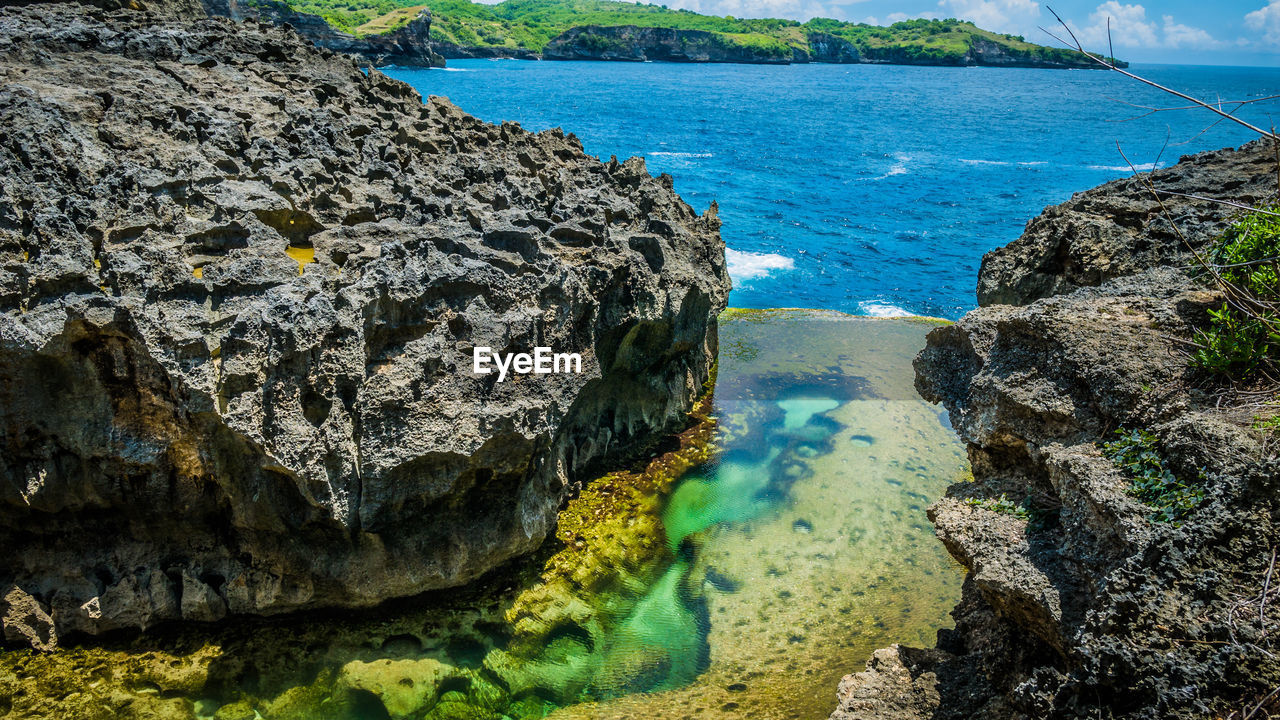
left=386, top=62, right=1280, bottom=319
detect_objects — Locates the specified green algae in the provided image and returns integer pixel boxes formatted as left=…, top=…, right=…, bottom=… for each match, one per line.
left=0, top=310, right=967, bottom=720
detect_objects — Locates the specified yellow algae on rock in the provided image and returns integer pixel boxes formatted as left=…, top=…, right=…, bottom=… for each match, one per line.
left=335, top=658, right=459, bottom=717
left=285, top=245, right=315, bottom=274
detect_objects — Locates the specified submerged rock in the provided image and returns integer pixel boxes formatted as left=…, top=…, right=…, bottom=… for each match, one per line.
left=0, top=0, right=728, bottom=641
left=836, top=139, right=1280, bottom=718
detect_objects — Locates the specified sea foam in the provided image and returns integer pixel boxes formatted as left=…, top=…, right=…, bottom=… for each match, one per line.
left=726, top=248, right=794, bottom=281
left=857, top=301, right=913, bottom=318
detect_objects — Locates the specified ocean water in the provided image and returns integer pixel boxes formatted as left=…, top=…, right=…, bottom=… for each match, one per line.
left=387, top=61, right=1280, bottom=318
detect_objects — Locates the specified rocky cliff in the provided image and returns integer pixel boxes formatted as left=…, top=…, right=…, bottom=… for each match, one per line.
left=539, top=24, right=1110, bottom=67
left=832, top=140, right=1280, bottom=719
left=0, top=0, right=729, bottom=646
left=857, top=37, right=1126, bottom=68
left=202, top=0, right=446, bottom=67
left=543, top=25, right=795, bottom=64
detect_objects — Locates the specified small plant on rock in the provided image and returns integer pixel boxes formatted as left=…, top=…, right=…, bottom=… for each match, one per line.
left=1101, top=428, right=1205, bottom=524
left=964, top=493, right=1030, bottom=520
left=1191, top=207, right=1280, bottom=377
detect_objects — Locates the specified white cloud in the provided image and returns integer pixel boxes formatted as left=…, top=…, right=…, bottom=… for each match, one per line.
left=860, top=0, right=1039, bottom=35
left=860, top=11, right=929, bottom=25
left=636, top=0, right=1223, bottom=53
left=1075, top=2, right=1157, bottom=47
left=1161, top=15, right=1221, bottom=49
left=936, top=0, right=1041, bottom=35
left=1246, top=1, right=1280, bottom=44
left=663, top=0, right=833, bottom=20
left=1071, top=2, right=1219, bottom=50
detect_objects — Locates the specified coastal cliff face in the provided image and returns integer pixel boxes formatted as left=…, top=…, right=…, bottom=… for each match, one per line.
left=540, top=24, right=1114, bottom=67
left=833, top=139, right=1280, bottom=719
left=856, top=38, right=1123, bottom=68
left=202, top=0, right=446, bottom=67
left=432, top=40, right=539, bottom=60
left=543, top=25, right=797, bottom=64
left=0, top=0, right=728, bottom=646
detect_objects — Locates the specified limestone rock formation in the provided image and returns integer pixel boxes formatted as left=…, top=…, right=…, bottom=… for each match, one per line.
left=0, top=0, right=729, bottom=643
left=835, top=138, right=1280, bottom=719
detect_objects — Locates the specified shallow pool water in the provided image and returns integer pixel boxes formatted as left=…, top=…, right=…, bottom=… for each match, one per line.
left=548, top=310, right=968, bottom=720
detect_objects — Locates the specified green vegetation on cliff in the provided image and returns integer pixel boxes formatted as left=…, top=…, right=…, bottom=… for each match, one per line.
left=1101, top=428, right=1205, bottom=524
left=1193, top=207, right=1280, bottom=377
left=287, top=0, right=1114, bottom=66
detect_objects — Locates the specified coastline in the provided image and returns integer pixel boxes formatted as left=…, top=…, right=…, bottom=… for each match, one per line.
left=2, top=0, right=1276, bottom=718
left=199, top=0, right=1122, bottom=70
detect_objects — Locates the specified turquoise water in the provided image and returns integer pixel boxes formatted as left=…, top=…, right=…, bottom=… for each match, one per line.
left=580, top=386, right=849, bottom=702
left=386, top=61, right=1280, bottom=318
left=552, top=312, right=968, bottom=720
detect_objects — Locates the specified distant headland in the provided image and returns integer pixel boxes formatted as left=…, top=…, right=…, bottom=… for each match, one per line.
left=207, top=0, right=1127, bottom=68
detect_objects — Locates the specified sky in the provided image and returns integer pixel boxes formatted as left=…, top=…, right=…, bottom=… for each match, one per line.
left=648, top=0, right=1280, bottom=65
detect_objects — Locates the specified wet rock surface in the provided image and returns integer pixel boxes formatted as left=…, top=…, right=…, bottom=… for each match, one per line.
left=835, top=138, right=1280, bottom=718
left=0, top=0, right=728, bottom=642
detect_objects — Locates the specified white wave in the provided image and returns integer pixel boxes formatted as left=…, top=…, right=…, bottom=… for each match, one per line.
left=860, top=153, right=910, bottom=182
left=1089, top=162, right=1164, bottom=172
left=961, top=159, right=1047, bottom=167
left=726, top=248, right=794, bottom=281
left=858, top=301, right=913, bottom=318
left=648, top=151, right=713, bottom=158
left=438, top=68, right=474, bottom=72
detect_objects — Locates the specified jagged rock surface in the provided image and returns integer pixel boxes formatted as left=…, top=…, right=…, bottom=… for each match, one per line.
left=835, top=139, right=1280, bottom=719
left=0, top=1, right=728, bottom=643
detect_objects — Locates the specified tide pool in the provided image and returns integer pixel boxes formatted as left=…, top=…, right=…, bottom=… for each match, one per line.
left=0, top=310, right=965, bottom=720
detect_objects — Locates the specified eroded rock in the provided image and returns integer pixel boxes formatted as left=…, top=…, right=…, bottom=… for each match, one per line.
left=0, top=1, right=729, bottom=642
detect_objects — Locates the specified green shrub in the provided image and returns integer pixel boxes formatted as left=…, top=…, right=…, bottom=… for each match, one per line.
left=1192, top=207, right=1280, bottom=377
left=964, top=493, right=1030, bottom=520
left=1101, top=428, right=1205, bottom=524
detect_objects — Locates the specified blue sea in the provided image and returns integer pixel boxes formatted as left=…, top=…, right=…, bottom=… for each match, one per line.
left=386, top=62, right=1280, bottom=319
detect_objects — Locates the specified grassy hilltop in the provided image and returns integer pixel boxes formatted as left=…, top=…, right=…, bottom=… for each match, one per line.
left=279, top=0, right=1113, bottom=66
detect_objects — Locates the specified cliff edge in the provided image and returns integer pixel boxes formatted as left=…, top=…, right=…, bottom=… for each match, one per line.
left=834, top=139, right=1280, bottom=719
left=0, top=0, right=729, bottom=646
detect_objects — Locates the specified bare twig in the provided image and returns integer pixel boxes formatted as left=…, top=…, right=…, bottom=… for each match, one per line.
left=1108, top=95, right=1280, bottom=127
left=1243, top=684, right=1280, bottom=720
left=1115, top=143, right=1280, bottom=337
left=1108, top=95, right=1280, bottom=114
left=1262, top=548, right=1277, bottom=638
left=1148, top=191, right=1280, bottom=218
left=1042, top=7, right=1278, bottom=140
